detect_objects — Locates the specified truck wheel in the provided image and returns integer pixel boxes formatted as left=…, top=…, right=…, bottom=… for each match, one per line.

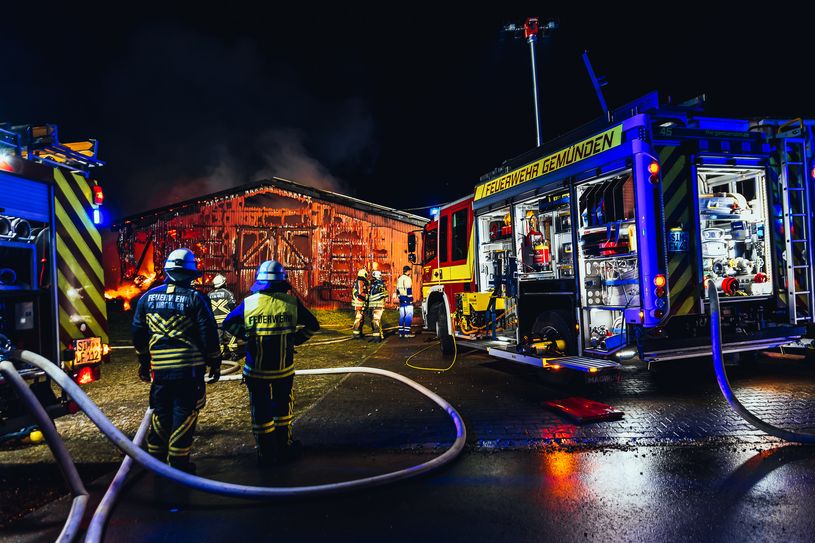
left=531, top=310, right=575, bottom=355
left=434, top=304, right=455, bottom=357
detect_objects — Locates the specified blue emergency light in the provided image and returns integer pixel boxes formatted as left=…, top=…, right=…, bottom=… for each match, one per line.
left=92, top=208, right=102, bottom=225
left=429, top=207, right=440, bottom=217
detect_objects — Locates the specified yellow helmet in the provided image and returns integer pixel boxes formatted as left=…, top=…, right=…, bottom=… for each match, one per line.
left=357, top=268, right=368, bottom=279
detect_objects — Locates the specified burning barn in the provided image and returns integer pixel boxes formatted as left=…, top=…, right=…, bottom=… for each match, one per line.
left=109, top=178, right=426, bottom=309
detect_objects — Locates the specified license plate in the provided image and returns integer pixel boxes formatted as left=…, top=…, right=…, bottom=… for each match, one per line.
left=75, top=337, right=102, bottom=365
left=585, top=373, right=614, bottom=384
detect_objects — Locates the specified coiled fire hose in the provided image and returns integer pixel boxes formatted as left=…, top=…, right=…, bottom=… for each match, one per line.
left=708, top=281, right=815, bottom=443
left=1, top=347, right=466, bottom=543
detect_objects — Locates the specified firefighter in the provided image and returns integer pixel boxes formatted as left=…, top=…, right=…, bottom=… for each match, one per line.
left=223, top=260, right=319, bottom=466
left=351, top=268, right=369, bottom=339
left=395, top=265, right=415, bottom=338
left=132, top=248, right=221, bottom=474
left=368, top=270, right=387, bottom=342
left=208, top=274, right=236, bottom=357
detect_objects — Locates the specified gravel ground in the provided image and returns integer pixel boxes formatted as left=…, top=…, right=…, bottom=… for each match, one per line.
left=0, top=306, right=403, bottom=527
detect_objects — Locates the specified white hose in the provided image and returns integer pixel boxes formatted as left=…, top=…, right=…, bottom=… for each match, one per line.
left=13, top=349, right=467, bottom=500
left=0, top=361, right=89, bottom=543
left=84, top=408, right=153, bottom=543
left=708, top=283, right=815, bottom=443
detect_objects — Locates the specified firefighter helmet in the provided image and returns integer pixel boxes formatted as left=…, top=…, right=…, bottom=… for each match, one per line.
left=251, top=260, right=287, bottom=292
left=372, top=270, right=382, bottom=280
left=357, top=268, right=368, bottom=279
left=212, top=274, right=227, bottom=288
left=164, top=248, right=201, bottom=280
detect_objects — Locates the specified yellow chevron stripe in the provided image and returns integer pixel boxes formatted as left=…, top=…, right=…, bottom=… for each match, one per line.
left=170, top=412, right=198, bottom=442
left=69, top=171, right=93, bottom=205
left=152, top=413, right=168, bottom=440
left=665, top=184, right=689, bottom=218
left=671, top=266, right=691, bottom=297
left=55, top=205, right=104, bottom=287
left=55, top=246, right=106, bottom=318
left=677, top=297, right=697, bottom=314
left=58, top=306, right=82, bottom=350
left=56, top=272, right=105, bottom=338
left=54, top=170, right=100, bottom=246
left=661, top=155, right=687, bottom=191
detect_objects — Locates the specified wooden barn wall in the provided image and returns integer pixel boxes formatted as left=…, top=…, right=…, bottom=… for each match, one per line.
left=115, top=186, right=423, bottom=308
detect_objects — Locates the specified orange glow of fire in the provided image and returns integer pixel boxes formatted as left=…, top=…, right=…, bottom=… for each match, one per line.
left=104, top=271, right=157, bottom=310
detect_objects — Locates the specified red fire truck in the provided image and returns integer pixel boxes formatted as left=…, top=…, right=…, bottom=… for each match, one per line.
left=417, top=93, right=814, bottom=381
left=0, top=123, right=108, bottom=436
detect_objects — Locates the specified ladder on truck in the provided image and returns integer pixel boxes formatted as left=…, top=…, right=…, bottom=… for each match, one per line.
left=779, top=136, right=814, bottom=324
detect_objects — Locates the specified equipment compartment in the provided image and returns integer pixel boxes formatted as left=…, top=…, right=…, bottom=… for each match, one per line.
left=697, top=167, right=773, bottom=298
left=576, top=171, right=639, bottom=353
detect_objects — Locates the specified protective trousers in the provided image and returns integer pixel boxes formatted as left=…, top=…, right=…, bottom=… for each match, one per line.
left=147, top=378, right=204, bottom=469
left=245, top=375, right=294, bottom=460
left=353, top=309, right=366, bottom=337
left=371, top=308, right=384, bottom=340
left=399, top=304, right=413, bottom=336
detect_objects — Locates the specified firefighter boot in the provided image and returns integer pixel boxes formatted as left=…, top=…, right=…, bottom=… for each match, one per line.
left=256, top=432, right=279, bottom=468
left=274, top=430, right=302, bottom=463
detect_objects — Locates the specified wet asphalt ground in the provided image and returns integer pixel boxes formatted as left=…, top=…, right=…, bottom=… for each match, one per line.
left=5, top=334, right=815, bottom=542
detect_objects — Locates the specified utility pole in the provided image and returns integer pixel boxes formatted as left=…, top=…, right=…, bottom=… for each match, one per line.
left=504, top=17, right=558, bottom=147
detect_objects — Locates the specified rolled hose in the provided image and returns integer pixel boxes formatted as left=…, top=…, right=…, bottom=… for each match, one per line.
left=12, top=349, right=467, bottom=499
left=0, top=361, right=89, bottom=543
left=708, top=282, right=815, bottom=443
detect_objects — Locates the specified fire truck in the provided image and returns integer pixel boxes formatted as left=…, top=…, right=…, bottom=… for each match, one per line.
left=0, top=123, right=108, bottom=435
left=419, top=93, right=814, bottom=381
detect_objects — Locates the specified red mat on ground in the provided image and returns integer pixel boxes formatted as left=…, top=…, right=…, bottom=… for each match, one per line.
left=544, top=397, right=624, bottom=423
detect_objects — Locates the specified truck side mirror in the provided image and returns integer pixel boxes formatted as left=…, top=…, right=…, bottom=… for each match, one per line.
left=407, top=232, right=416, bottom=253
left=408, top=253, right=417, bottom=264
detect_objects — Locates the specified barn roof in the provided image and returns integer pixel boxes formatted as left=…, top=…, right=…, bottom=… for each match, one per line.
left=112, top=177, right=428, bottom=228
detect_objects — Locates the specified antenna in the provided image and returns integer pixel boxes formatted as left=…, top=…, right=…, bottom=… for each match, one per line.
left=582, top=51, right=610, bottom=121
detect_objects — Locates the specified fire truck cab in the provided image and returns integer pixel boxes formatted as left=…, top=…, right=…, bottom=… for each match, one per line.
left=0, top=123, right=108, bottom=436
left=421, top=93, right=814, bottom=381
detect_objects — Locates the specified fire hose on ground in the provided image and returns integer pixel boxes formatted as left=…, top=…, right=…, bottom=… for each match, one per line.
left=708, top=281, right=815, bottom=443
left=0, top=347, right=466, bottom=543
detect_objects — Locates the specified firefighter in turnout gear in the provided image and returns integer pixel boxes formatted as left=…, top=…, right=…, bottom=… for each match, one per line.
left=223, top=260, right=320, bottom=466
left=395, top=265, right=414, bottom=338
left=368, top=270, right=387, bottom=342
left=132, top=248, right=221, bottom=474
left=351, top=268, right=369, bottom=339
left=208, top=274, right=237, bottom=357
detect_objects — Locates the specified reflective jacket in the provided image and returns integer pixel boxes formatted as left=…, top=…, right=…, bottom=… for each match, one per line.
left=223, top=288, right=320, bottom=380
left=132, top=281, right=221, bottom=381
left=396, top=273, right=413, bottom=306
left=208, top=287, right=236, bottom=327
left=368, top=279, right=387, bottom=309
left=352, top=277, right=369, bottom=310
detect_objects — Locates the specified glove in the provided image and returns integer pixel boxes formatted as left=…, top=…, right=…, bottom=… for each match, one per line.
left=138, top=364, right=151, bottom=383
left=207, top=366, right=221, bottom=384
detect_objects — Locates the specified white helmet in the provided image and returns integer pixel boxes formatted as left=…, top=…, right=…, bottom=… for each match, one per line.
left=164, top=248, right=201, bottom=280
left=251, top=260, right=287, bottom=292
left=372, top=270, right=382, bottom=280
left=212, top=274, right=227, bottom=289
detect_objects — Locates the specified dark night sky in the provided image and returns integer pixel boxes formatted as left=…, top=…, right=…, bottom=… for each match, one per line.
left=1, top=5, right=811, bottom=220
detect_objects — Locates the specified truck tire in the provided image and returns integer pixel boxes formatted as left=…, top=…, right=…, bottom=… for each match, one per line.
left=531, top=310, right=575, bottom=355
left=433, top=304, right=455, bottom=357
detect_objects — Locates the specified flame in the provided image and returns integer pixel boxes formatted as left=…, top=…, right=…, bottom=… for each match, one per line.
left=105, top=271, right=157, bottom=310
